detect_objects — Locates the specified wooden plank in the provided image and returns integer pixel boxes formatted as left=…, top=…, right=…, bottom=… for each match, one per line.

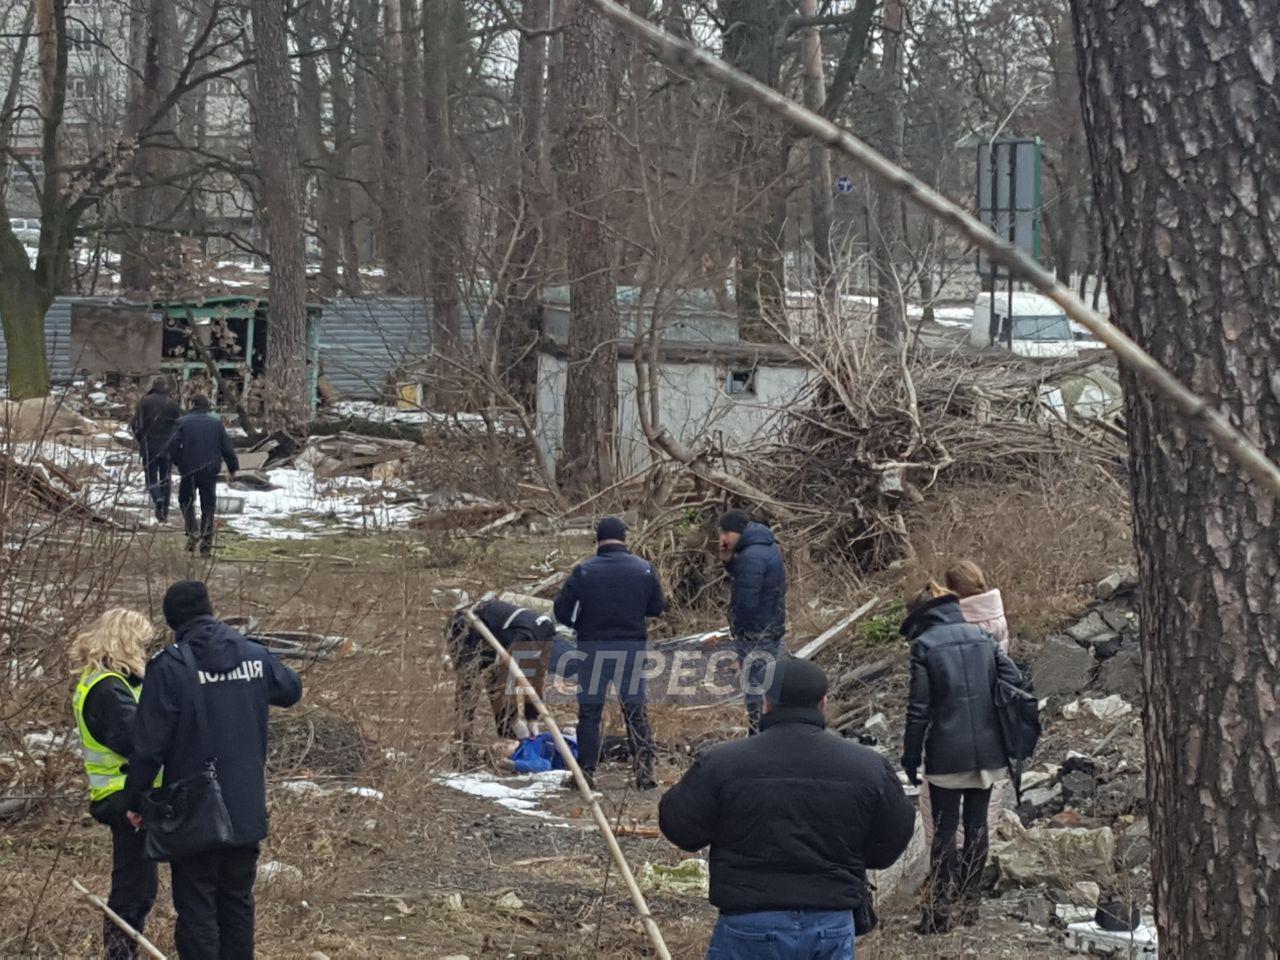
left=793, top=597, right=879, bottom=660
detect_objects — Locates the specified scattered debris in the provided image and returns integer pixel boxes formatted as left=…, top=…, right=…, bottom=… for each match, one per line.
left=1030, top=636, right=1096, bottom=699
left=1062, top=696, right=1132, bottom=721
left=992, top=826, right=1116, bottom=889
left=794, top=597, right=879, bottom=660
left=639, top=859, right=710, bottom=898
left=495, top=891, right=525, bottom=912
left=1065, top=921, right=1157, bottom=957
left=258, top=860, right=304, bottom=888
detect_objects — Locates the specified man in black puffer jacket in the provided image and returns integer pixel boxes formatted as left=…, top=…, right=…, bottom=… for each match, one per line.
left=130, top=378, right=181, bottom=522
left=660, top=659, right=914, bottom=955
left=554, top=517, right=666, bottom=789
left=718, top=509, right=787, bottom=733
left=900, top=590, right=1023, bottom=932
left=122, top=581, right=302, bottom=960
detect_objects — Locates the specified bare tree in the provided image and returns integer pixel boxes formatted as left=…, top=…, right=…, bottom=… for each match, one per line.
left=1071, top=1, right=1280, bottom=955
left=249, top=0, right=308, bottom=432
left=555, top=0, right=617, bottom=492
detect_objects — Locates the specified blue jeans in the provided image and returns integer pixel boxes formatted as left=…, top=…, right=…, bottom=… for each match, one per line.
left=575, top=640, right=654, bottom=778
left=707, top=910, right=854, bottom=959
left=733, top=637, right=784, bottom=734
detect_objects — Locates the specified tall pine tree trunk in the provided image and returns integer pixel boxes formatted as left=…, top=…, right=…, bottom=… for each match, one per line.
left=556, top=0, right=617, bottom=493
left=1071, top=3, right=1280, bottom=955
left=250, top=0, right=309, bottom=433
left=873, top=0, right=905, bottom=345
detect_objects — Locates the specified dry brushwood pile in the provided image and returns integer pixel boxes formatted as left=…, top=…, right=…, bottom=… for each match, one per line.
left=745, top=352, right=1127, bottom=570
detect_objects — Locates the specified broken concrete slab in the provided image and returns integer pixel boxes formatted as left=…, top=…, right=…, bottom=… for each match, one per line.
left=992, top=826, right=1116, bottom=889
left=1095, top=646, right=1142, bottom=697
left=1030, top=635, right=1096, bottom=698
left=1067, top=612, right=1112, bottom=643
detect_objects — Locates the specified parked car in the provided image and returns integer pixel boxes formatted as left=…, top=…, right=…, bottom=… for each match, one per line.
left=969, top=292, right=1080, bottom=359
left=8, top=218, right=40, bottom=244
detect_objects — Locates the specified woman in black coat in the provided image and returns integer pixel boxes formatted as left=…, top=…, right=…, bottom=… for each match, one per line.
left=900, top=584, right=1024, bottom=933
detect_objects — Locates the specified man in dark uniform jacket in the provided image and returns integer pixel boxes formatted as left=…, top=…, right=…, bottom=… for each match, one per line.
left=165, top=394, right=238, bottom=555
left=130, top=378, right=181, bottom=522
left=554, top=516, right=667, bottom=790
left=122, top=581, right=302, bottom=960
left=448, top=598, right=556, bottom=747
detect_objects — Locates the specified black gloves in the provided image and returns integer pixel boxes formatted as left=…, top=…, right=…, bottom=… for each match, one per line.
left=901, top=757, right=920, bottom=787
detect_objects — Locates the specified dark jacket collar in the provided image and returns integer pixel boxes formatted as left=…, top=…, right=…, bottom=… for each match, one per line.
left=900, top=595, right=965, bottom=640
left=759, top=705, right=827, bottom=732
left=596, top=543, right=631, bottom=556
left=735, top=522, right=776, bottom=553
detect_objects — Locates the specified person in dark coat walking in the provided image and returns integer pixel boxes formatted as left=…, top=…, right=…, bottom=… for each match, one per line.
left=717, top=509, right=787, bottom=733
left=553, top=517, right=666, bottom=789
left=448, top=598, right=556, bottom=748
left=660, top=658, right=915, bottom=957
left=165, top=394, right=238, bottom=555
left=70, top=609, right=161, bottom=960
left=900, top=586, right=1024, bottom=933
left=122, top=581, right=302, bottom=960
left=130, top=378, right=181, bottom=522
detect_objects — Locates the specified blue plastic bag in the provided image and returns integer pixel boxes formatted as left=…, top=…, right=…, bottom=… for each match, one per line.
left=511, top=732, right=577, bottom=774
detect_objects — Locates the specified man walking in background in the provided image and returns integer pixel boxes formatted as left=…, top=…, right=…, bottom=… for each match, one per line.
left=659, top=658, right=915, bottom=956
left=129, top=377, right=180, bottom=523
left=554, top=517, right=666, bottom=790
left=123, top=580, right=302, bottom=960
left=718, top=509, right=787, bottom=733
left=165, top=394, right=238, bottom=556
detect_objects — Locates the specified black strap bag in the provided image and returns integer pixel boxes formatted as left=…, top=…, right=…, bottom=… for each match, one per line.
left=141, top=644, right=235, bottom=862
left=993, top=654, right=1041, bottom=805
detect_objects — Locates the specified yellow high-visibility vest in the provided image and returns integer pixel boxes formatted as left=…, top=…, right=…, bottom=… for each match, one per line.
left=71, top=669, right=159, bottom=802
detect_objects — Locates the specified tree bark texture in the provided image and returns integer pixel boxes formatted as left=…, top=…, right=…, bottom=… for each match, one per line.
left=556, top=0, right=618, bottom=493
left=873, top=0, right=906, bottom=345
left=720, top=0, right=788, bottom=341
left=250, top=0, right=309, bottom=433
left=496, top=0, right=549, bottom=407
left=1071, top=3, right=1280, bottom=956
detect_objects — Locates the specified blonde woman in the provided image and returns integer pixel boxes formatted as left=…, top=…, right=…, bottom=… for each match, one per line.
left=70, top=608, right=160, bottom=960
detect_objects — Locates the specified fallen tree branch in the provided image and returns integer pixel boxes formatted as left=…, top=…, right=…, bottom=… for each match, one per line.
left=585, top=0, right=1280, bottom=500
left=460, top=609, right=672, bottom=960
left=71, top=878, right=168, bottom=960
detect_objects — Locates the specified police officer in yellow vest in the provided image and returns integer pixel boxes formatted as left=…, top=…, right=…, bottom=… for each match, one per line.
left=71, top=609, right=161, bottom=960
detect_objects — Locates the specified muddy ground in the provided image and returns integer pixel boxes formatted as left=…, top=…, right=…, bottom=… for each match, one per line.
left=0, top=506, right=1130, bottom=958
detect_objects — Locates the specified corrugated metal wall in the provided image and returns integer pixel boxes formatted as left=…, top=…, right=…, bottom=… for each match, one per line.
left=0, top=296, right=455, bottom=399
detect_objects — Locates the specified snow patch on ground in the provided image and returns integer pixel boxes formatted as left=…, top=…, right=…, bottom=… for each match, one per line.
left=435, top=771, right=571, bottom=820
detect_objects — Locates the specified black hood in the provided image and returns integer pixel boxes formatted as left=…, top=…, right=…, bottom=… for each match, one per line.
left=900, top=595, right=965, bottom=640
left=176, top=616, right=245, bottom=673
left=736, top=522, right=776, bottom=551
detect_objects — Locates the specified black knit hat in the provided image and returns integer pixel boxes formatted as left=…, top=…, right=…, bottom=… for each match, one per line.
left=163, top=580, right=214, bottom=630
left=767, top=657, right=829, bottom=708
left=719, top=508, right=750, bottom=534
left=596, top=516, right=627, bottom=542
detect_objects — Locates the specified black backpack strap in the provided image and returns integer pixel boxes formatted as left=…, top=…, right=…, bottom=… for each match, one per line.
left=176, top=642, right=217, bottom=768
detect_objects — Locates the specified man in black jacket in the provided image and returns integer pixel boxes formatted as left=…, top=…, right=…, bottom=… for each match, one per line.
left=900, top=591, right=1023, bottom=931
left=130, top=378, right=181, bottom=522
left=717, top=509, right=787, bottom=733
left=123, top=581, right=302, bottom=960
left=448, top=598, right=556, bottom=747
left=165, top=394, right=238, bottom=556
left=660, top=658, right=915, bottom=956
left=553, top=517, right=666, bottom=789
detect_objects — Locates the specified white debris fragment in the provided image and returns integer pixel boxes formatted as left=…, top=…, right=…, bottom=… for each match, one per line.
left=1062, top=695, right=1133, bottom=721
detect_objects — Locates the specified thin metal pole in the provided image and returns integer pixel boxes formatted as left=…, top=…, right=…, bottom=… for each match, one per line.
left=71, top=878, right=168, bottom=960
left=585, top=0, right=1280, bottom=500
left=460, top=609, right=673, bottom=960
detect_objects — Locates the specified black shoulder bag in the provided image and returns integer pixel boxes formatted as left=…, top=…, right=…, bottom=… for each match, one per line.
left=993, top=652, right=1041, bottom=806
left=141, top=644, right=235, bottom=861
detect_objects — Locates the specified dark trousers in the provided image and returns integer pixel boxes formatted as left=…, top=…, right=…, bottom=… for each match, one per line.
left=927, top=784, right=992, bottom=910
left=733, top=636, right=784, bottom=734
left=179, top=471, right=218, bottom=549
left=576, top=639, right=654, bottom=780
left=170, top=845, right=259, bottom=960
left=142, top=445, right=172, bottom=519
left=454, top=638, right=552, bottom=742
left=104, top=823, right=159, bottom=960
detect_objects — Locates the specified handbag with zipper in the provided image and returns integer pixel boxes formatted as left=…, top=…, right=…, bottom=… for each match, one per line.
left=141, top=643, right=235, bottom=862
